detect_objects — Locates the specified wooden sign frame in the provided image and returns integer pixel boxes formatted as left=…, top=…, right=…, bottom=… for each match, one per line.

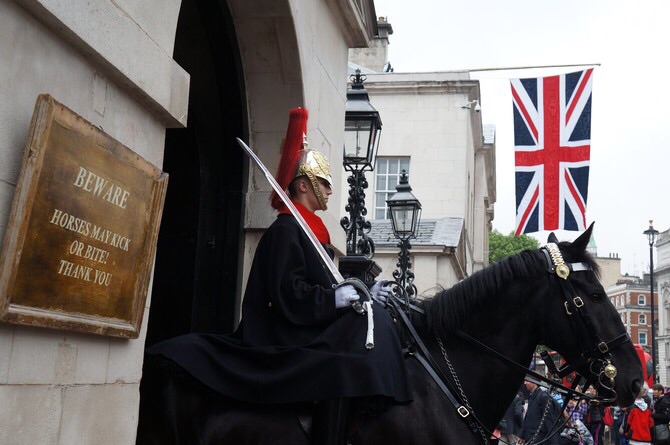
left=0, top=94, right=168, bottom=338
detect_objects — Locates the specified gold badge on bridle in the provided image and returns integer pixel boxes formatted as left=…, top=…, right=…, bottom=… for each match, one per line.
left=555, top=264, right=570, bottom=280
left=546, top=243, right=570, bottom=280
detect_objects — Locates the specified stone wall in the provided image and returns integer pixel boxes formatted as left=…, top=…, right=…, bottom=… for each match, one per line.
left=0, top=0, right=375, bottom=442
left=0, top=1, right=186, bottom=443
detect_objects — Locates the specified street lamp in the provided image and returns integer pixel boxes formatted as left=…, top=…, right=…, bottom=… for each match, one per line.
left=338, top=69, right=383, bottom=283
left=387, top=171, right=422, bottom=307
left=644, top=219, right=659, bottom=383
left=340, top=69, right=382, bottom=258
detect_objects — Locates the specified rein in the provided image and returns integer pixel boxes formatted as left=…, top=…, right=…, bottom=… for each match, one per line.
left=389, top=243, right=631, bottom=444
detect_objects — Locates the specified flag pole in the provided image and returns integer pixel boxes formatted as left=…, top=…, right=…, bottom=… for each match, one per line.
left=464, top=62, right=601, bottom=73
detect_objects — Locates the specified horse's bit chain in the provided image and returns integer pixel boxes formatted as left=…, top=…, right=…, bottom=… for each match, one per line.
left=527, top=390, right=556, bottom=445
left=436, top=337, right=488, bottom=444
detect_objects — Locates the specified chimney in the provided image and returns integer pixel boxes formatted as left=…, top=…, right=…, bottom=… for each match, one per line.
left=348, top=17, right=394, bottom=73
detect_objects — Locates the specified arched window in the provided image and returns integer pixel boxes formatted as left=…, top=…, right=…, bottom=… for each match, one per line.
left=639, top=314, right=647, bottom=325
left=638, top=294, right=646, bottom=306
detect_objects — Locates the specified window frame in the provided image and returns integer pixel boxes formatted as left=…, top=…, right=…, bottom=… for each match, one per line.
left=373, top=157, right=411, bottom=220
left=639, top=331, right=647, bottom=345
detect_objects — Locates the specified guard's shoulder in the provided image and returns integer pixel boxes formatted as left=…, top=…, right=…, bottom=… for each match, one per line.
left=265, top=215, right=301, bottom=240
left=272, top=214, right=300, bottom=231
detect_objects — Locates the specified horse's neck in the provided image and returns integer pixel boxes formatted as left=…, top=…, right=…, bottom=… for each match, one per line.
left=438, top=288, right=541, bottom=429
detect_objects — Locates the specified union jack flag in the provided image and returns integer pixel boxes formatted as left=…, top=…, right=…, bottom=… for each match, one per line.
left=511, top=69, right=593, bottom=235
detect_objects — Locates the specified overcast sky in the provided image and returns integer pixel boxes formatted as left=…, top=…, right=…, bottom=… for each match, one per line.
left=373, top=0, right=670, bottom=276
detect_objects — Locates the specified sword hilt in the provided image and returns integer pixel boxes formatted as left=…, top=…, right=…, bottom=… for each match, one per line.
left=335, top=278, right=371, bottom=314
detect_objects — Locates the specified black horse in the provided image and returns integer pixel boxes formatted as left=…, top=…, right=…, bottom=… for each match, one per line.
left=136, top=226, right=643, bottom=444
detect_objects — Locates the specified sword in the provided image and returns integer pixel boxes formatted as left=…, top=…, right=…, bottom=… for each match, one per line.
left=236, top=138, right=374, bottom=348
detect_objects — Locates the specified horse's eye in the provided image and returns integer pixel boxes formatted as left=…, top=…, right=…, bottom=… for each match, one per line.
left=590, top=291, right=605, bottom=301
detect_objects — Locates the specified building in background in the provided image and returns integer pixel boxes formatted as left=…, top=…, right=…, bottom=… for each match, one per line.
left=654, top=228, right=670, bottom=386
left=608, top=278, right=656, bottom=347
left=348, top=18, right=496, bottom=294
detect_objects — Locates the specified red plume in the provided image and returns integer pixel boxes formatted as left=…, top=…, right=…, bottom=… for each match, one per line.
left=271, top=107, right=308, bottom=210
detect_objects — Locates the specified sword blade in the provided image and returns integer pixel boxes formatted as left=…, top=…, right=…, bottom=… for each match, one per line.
left=236, top=137, right=345, bottom=283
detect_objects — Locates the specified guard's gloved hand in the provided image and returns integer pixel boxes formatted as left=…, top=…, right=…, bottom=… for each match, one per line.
left=334, top=284, right=360, bottom=309
left=370, top=280, right=393, bottom=305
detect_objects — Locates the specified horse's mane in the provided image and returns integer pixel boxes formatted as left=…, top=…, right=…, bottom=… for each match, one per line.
left=424, top=243, right=599, bottom=337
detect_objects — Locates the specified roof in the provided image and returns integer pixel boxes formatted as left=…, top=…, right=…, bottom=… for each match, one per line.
left=369, top=217, right=464, bottom=248
left=348, top=62, right=377, bottom=75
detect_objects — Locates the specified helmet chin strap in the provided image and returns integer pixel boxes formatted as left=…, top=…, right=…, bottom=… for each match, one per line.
left=305, top=172, right=328, bottom=211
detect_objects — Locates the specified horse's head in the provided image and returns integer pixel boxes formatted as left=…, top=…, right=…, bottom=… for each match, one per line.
left=542, top=224, right=642, bottom=407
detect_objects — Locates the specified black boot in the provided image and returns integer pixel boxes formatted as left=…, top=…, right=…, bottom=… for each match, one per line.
left=311, top=399, right=350, bottom=445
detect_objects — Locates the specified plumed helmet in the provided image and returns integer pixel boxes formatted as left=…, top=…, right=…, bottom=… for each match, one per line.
left=295, top=148, right=332, bottom=186
left=271, top=108, right=332, bottom=211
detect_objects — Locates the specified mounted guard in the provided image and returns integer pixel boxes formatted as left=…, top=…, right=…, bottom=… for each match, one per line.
left=146, top=107, right=410, bottom=445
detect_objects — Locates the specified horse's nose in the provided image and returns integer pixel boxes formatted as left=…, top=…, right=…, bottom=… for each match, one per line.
left=631, top=379, right=642, bottom=399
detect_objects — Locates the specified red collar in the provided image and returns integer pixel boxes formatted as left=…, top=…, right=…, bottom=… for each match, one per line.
left=278, top=202, right=331, bottom=245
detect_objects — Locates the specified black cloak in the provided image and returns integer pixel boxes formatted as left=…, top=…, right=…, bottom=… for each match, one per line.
left=147, top=214, right=411, bottom=404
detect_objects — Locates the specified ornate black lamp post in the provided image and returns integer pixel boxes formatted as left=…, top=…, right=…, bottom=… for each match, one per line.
left=340, top=69, right=382, bottom=256
left=644, top=220, right=659, bottom=383
left=339, top=69, right=382, bottom=283
left=340, top=69, right=382, bottom=282
left=387, top=171, right=422, bottom=306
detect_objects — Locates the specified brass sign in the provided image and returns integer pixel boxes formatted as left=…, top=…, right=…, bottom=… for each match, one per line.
left=0, top=95, right=168, bottom=338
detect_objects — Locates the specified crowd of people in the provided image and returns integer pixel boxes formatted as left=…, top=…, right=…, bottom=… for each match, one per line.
left=489, top=382, right=670, bottom=445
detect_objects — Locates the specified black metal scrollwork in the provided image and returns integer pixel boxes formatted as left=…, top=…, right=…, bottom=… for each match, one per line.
left=340, top=169, right=375, bottom=258
left=392, top=238, right=417, bottom=306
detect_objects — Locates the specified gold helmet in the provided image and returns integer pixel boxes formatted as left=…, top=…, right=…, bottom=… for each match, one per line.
left=294, top=148, right=332, bottom=210
left=272, top=108, right=332, bottom=211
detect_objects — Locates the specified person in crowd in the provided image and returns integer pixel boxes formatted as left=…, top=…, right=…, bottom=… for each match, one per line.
left=566, top=389, right=588, bottom=425
left=652, top=384, right=670, bottom=445
left=518, top=380, right=560, bottom=445
left=611, top=406, right=625, bottom=445
left=584, top=385, right=607, bottom=445
left=560, top=398, right=594, bottom=445
left=619, top=406, right=631, bottom=445
left=499, top=391, right=524, bottom=445
left=623, top=390, right=654, bottom=445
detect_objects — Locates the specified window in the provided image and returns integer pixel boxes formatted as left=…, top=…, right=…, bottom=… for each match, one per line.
left=373, top=157, right=410, bottom=219
left=639, top=332, right=647, bottom=345
left=638, top=294, right=646, bottom=306
left=639, top=314, right=647, bottom=325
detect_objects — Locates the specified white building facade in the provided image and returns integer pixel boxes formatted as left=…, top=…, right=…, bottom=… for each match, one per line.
left=347, top=70, right=496, bottom=294
left=654, top=228, right=670, bottom=386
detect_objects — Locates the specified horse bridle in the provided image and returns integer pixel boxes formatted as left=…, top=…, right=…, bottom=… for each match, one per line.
left=388, top=242, right=632, bottom=444
left=539, top=242, right=630, bottom=401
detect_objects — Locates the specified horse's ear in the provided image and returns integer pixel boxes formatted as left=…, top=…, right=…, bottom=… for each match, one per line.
left=547, top=232, right=559, bottom=244
left=571, top=222, right=595, bottom=253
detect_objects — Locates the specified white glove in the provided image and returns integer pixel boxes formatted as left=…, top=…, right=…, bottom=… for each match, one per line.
left=370, top=280, right=393, bottom=305
left=334, top=284, right=360, bottom=309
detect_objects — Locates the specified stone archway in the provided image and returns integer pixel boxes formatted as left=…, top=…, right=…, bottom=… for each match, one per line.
left=144, top=0, right=306, bottom=342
